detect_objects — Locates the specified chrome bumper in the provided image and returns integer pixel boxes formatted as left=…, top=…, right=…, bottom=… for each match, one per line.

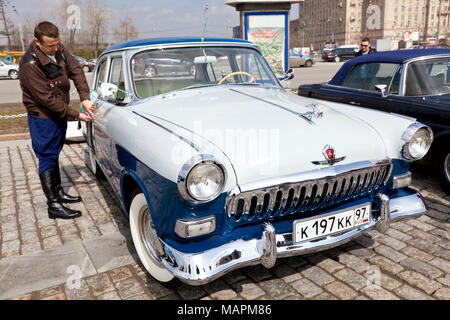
left=160, top=192, right=426, bottom=286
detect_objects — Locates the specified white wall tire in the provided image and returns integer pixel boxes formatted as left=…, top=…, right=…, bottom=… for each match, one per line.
left=129, top=192, right=174, bottom=282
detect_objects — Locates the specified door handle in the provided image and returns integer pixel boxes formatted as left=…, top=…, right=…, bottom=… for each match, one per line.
left=349, top=101, right=360, bottom=106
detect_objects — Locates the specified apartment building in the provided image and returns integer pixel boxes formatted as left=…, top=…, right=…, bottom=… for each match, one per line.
left=291, top=0, right=449, bottom=50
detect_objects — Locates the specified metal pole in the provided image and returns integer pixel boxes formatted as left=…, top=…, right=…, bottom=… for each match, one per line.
left=18, top=23, right=24, bottom=51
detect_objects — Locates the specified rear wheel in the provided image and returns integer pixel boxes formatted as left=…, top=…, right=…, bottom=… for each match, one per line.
left=435, top=145, right=450, bottom=193
left=8, top=70, right=18, bottom=80
left=82, top=66, right=90, bottom=73
left=305, top=60, right=313, bottom=67
left=144, top=66, right=157, bottom=78
left=129, top=191, right=174, bottom=282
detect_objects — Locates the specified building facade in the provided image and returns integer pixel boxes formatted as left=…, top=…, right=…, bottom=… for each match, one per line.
left=291, top=0, right=449, bottom=50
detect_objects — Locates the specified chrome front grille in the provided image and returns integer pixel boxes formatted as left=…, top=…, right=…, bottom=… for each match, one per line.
left=226, top=160, right=392, bottom=222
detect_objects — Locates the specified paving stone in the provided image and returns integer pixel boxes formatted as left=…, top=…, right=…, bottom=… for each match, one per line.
left=428, top=257, right=450, bottom=274
left=402, top=246, right=434, bottom=262
left=406, top=219, right=435, bottom=232
left=368, top=256, right=404, bottom=275
left=377, top=235, right=407, bottom=251
left=86, top=273, right=115, bottom=296
left=337, top=253, right=371, bottom=274
left=334, top=268, right=367, bottom=291
left=324, top=281, right=358, bottom=300
left=96, top=290, right=122, bottom=300
left=436, top=274, right=450, bottom=287
left=398, top=271, right=442, bottom=295
left=360, top=286, right=400, bottom=300
left=114, top=277, right=146, bottom=299
left=40, top=293, right=66, bottom=300
left=399, top=258, right=443, bottom=279
left=430, top=228, right=450, bottom=241
left=393, top=285, right=434, bottom=300
left=108, top=266, right=133, bottom=283
left=301, top=266, right=335, bottom=286
left=433, top=288, right=450, bottom=300
left=232, top=280, right=266, bottom=300
left=290, top=278, right=323, bottom=298
left=305, top=253, right=345, bottom=274
left=258, top=278, right=296, bottom=300
left=272, top=264, right=302, bottom=283
left=374, top=245, right=407, bottom=263
left=64, top=279, right=93, bottom=300
left=379, top=273, right=402, bottom=291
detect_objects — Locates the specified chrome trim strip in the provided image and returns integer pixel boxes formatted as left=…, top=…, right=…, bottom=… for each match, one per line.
left=160, top=191, right=427, bottom=285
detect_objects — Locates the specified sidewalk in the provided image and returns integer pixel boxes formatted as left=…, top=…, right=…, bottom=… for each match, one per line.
left=0, top=139, right=449, bottom=300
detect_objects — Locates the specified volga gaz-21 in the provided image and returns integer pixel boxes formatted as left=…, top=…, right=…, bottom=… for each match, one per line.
left=83, top=37, right=432, bottom=285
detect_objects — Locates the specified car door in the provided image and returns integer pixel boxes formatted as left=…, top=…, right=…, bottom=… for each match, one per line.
left=0, top=61, right=6, bottom=76
left=309, top=62, right=411, bottom=115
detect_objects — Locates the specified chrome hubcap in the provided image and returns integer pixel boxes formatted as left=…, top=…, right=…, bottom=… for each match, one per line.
left=138, top=206, right=165, bottom=266
left=445, top=152, right=450, bottom=182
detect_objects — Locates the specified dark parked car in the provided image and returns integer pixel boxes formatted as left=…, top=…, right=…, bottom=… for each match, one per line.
left=323, top=47, right=358, bottom=62
left=132, top=55, right=196, bottom=77
left=72, top=54, right=95, bottom=72
left=298, top=49, right=450, bottom=192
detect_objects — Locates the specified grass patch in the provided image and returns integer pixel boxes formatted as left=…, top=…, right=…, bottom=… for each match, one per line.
left=0, top=100, right=81, bottom=135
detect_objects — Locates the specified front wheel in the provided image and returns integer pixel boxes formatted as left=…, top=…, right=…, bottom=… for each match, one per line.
left=82, top=66, right=90, bottom=73
left=9, top=70, right=18, bottom=80
left=334, top=56, right=341, bottom=63
left=305, top=60, right=313, bottom=67
left=435, top=145, right=450, bottom=193
left=129, top=191, right=174, bottom=282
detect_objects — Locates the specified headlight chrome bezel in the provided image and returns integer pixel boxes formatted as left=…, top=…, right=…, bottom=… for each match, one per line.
left=177, top=154, right=227, bottom=203
left=401, top=123, right=434, bottom=161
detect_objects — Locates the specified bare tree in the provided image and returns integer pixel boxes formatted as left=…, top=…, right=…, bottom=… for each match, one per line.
left=0, top=0, right=13, bottom=50
left=85, top=0, right=111, bottom=58
left=113, top=14, right=138, bottom=43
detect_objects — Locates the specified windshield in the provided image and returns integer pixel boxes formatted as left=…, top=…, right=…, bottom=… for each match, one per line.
left=405, top=57, right=450, bottom=96
left=131, top=46, right=279, bottom=99
left=1, top=58, right=12, bottom=65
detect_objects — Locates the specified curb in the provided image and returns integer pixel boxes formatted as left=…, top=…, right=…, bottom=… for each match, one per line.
left=0, top=133, right=30, bottom=141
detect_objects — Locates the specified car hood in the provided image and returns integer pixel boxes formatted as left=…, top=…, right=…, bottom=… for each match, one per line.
left=133, top=86, right=387, bottom=186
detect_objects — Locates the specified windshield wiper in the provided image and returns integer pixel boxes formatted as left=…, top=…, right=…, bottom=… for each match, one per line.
left=177, top=83, right=219, bottom=91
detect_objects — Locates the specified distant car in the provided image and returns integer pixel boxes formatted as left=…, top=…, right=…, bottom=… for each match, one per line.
left=0, top=58, right=19, bottom=79
left=72, top=55, right=95, bottom=72
left=132, top=55, right=196, bottom=77
left=298, top=49, right=450, bottom=192
left=289, top=49, right=315, bottom=67
left=323, top=47, right=359, bottom=62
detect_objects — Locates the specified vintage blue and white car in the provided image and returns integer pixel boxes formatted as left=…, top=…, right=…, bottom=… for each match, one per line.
left=84, top=37, right=433, bottom=285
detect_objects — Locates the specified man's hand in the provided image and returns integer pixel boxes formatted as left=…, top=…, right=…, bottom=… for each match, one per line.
left=78, top=112, right=92, bottom=122
left=81, top=99, right=95, bottom=118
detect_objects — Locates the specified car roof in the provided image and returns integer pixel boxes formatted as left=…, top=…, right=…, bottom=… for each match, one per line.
left=104, top=37, right=254, bottom=53
left=329, top=48, right=450, bottom=85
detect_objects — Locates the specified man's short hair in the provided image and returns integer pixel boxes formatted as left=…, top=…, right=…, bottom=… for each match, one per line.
left=34, top=21, right=59, bottom=42
left=361, top=37, right=371, bottom=43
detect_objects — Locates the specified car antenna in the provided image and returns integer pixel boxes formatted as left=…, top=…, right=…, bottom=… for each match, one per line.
left=201, top=1, right=209, bottom=42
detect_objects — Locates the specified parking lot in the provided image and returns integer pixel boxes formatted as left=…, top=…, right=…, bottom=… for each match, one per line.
left=0, top=62, right=448, bottom=301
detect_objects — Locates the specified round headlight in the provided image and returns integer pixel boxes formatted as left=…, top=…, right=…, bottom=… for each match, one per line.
left=178, top=155, right=226, bottom=202
left=402, top=124, right=433, bottom=161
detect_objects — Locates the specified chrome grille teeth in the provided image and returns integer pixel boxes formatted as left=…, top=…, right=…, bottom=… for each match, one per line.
left=226, top=162, right=391, bottom=223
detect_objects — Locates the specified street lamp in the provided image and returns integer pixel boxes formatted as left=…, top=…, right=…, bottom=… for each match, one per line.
left=11, top=4, right=24, bottom=51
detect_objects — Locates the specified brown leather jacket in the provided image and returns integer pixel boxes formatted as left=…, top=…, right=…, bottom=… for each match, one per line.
left=19, top=42, right=90, bottom=119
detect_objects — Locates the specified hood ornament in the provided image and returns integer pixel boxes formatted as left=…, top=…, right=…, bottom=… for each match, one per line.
left=299, top=104, right=323, bottom=122
left=312, top=145, right=346, bottom=166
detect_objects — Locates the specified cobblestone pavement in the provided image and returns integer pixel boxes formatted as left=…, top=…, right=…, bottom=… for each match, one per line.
left=0, top=140, right=449, bottom=301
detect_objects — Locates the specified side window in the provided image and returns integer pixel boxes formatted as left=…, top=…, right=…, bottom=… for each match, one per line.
left=342, top=63, right=400, bottom=91
left=108, top=57, right=125, bottom=101
left=95, top=59, right=108, bottom=92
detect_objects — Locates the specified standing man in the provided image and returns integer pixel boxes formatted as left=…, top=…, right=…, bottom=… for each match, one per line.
left=356, top=37, right=377, bottom=56
left=19, top=21, right=95, bottom=220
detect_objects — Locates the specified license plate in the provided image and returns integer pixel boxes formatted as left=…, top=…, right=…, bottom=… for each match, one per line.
left=293, top=203, right=371, bottom=244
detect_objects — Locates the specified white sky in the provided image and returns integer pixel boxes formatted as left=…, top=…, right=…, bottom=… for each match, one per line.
left=1, top=0, right=298, bottom=45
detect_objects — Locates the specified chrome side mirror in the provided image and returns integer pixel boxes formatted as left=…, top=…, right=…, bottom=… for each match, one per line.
left=375, top=84, right=388, bottom=98
left=280, top=68, right=294, bottom=83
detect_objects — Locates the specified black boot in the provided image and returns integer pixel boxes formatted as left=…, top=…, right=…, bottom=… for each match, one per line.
left=53, top=166, right=82, bottom=203
left=39, top=170, right=82, bottom=220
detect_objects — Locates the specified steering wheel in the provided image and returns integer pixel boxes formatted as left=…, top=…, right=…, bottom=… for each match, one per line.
left=218, top=71, right=256, bottom=85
